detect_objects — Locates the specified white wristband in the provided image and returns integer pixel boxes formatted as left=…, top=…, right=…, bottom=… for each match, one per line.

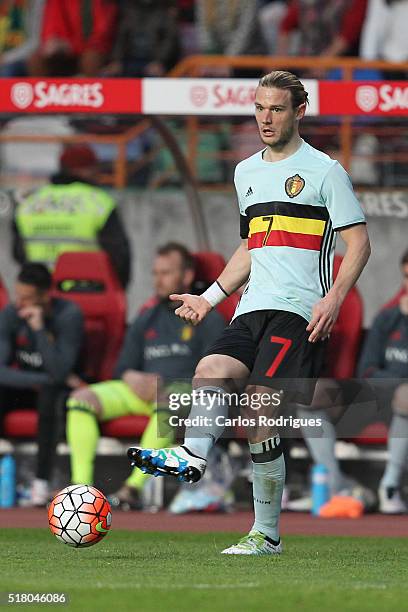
left=201, top=281, right=229, bottom=307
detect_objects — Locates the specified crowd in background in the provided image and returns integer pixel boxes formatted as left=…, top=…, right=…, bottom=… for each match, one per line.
left=0, top=0, right=407, bottom=79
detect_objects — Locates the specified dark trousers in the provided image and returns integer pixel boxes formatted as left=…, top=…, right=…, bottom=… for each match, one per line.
left=0, top=385, right=68, bottom=481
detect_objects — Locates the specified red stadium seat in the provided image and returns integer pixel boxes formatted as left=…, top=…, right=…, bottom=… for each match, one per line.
left=0, top=276, right=9, bottom=310
left=352, top=422, right=389, bottom=446
left=52, top=251, right=126, bottom=382
left=101, top=415, right=149, bottom=438
left=3, top=409, right=38, bottom=438
left=324, top=255, right=364, bottom=379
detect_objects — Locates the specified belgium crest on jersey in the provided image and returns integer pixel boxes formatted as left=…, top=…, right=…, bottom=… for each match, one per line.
left=285, top=174, right=305, bottom=198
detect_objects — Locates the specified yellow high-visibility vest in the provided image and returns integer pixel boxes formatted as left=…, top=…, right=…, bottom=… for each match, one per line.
left=15, top=182, right=115, bottom=267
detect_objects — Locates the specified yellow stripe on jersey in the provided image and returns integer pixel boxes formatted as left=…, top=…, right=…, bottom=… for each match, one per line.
left=249, top=215, right=326, bottom=237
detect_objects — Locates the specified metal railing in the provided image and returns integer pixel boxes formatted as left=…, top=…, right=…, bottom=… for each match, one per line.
left=169, top=55, right=408, bottom=183
left=0, top=56, right=406, bottom=189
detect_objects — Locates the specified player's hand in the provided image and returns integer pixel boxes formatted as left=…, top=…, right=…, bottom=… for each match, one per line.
left=306, top=294, right=341, bottom=343
left=169, top=293, right=212, bottom=325
left=18, top=305, right=44, bottom=331
left=65, top=373, right=87, bottom=389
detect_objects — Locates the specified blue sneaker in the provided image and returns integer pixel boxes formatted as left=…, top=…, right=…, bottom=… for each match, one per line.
left=127, top=445, right=206, bottom=483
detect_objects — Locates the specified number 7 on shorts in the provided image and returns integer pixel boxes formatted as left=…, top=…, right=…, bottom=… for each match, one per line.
left=265, top=336, right=293, bottom=377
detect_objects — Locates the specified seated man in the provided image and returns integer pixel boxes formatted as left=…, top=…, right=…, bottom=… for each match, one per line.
left=66, top=242, right=226, bottom=509
left=0, top=263, right=84, bottom=505
left=359, top=249, right=408, bottom=514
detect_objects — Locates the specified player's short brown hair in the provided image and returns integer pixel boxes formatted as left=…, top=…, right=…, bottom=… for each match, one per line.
left=258, top=71, right=309, bottom=109
left=400, top=249, right=408, bottom=266
left=156, top=242, right=195, bottom=271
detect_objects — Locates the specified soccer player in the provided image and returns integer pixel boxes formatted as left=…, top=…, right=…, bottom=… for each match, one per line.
left=128, top=71, right=370, bottom=554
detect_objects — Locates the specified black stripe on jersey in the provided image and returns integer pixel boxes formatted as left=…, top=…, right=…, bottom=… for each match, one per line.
left=319, top=219, right=334, bottom=296
left=319, top=220, right=331, bottom=295
left=243, top=201, right=330, bottom=221
left=319, top=222, right=328, bottom=295
left=240, top=213, right=250, bottom=238
left=325, top=225, right=335, bottom=293
left=334, top=221, right=366, bottom=232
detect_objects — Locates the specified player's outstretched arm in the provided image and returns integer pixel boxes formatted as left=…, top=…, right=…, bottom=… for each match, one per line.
left=307, top=225, right=370, bottom=343
left=170, top=240, right=251, bottom=324
left=217, top=239, right=251, bottom=295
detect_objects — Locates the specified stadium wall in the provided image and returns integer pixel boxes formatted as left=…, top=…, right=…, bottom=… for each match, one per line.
left=0, top=188, right=405, bottom=326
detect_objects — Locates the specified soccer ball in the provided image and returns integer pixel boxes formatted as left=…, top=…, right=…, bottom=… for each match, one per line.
left=48, top=485, right=112, bottom=548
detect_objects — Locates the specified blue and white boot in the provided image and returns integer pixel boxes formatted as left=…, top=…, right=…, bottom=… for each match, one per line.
left=127, top=445, right=207, bottom=483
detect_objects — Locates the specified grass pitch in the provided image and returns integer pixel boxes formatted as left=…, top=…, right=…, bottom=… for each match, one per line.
left=0, top=529, right=407, bottom=611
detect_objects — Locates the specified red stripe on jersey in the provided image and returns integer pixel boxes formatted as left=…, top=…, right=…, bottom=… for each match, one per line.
left=248, top=230, right=323, bottom=251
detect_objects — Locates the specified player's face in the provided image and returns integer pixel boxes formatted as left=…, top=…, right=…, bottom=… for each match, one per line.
left=153, top=253, right=193, bottom=299
left=14, top=282, right=48, bottom=312
left=402, top=263, right=408, bottom=292
left=254, top=86, right=305, bottom=150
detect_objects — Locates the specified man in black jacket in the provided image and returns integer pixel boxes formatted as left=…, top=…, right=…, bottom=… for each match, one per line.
left=358, top=249, right=408, bottom=513
left=11, top=144, right=131, bottom=289
left=0, top=263, right=84, bottom=505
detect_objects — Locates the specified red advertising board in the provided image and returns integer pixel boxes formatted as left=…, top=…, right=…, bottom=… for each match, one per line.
left=0, top=79, right=142, bottom=114
left=0, top=78, right=407, bottom=116
left=319, top=81, right=408, bottom=116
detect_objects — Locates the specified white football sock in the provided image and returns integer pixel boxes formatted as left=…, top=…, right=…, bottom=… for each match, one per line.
left=184, top=386, right=228, bottom=459
left=250, top=436, right=285, bottom=543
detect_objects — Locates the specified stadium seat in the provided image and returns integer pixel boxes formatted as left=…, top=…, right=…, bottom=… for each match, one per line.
left=101, top=415, right=149, bottom=438
left=3, top=409, right=38, bottom=438
left=0, top=276, right=9, bottom=310
left=352, top=422, right=389, bottom=446
left=52, top=251, right=127, bottom=382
